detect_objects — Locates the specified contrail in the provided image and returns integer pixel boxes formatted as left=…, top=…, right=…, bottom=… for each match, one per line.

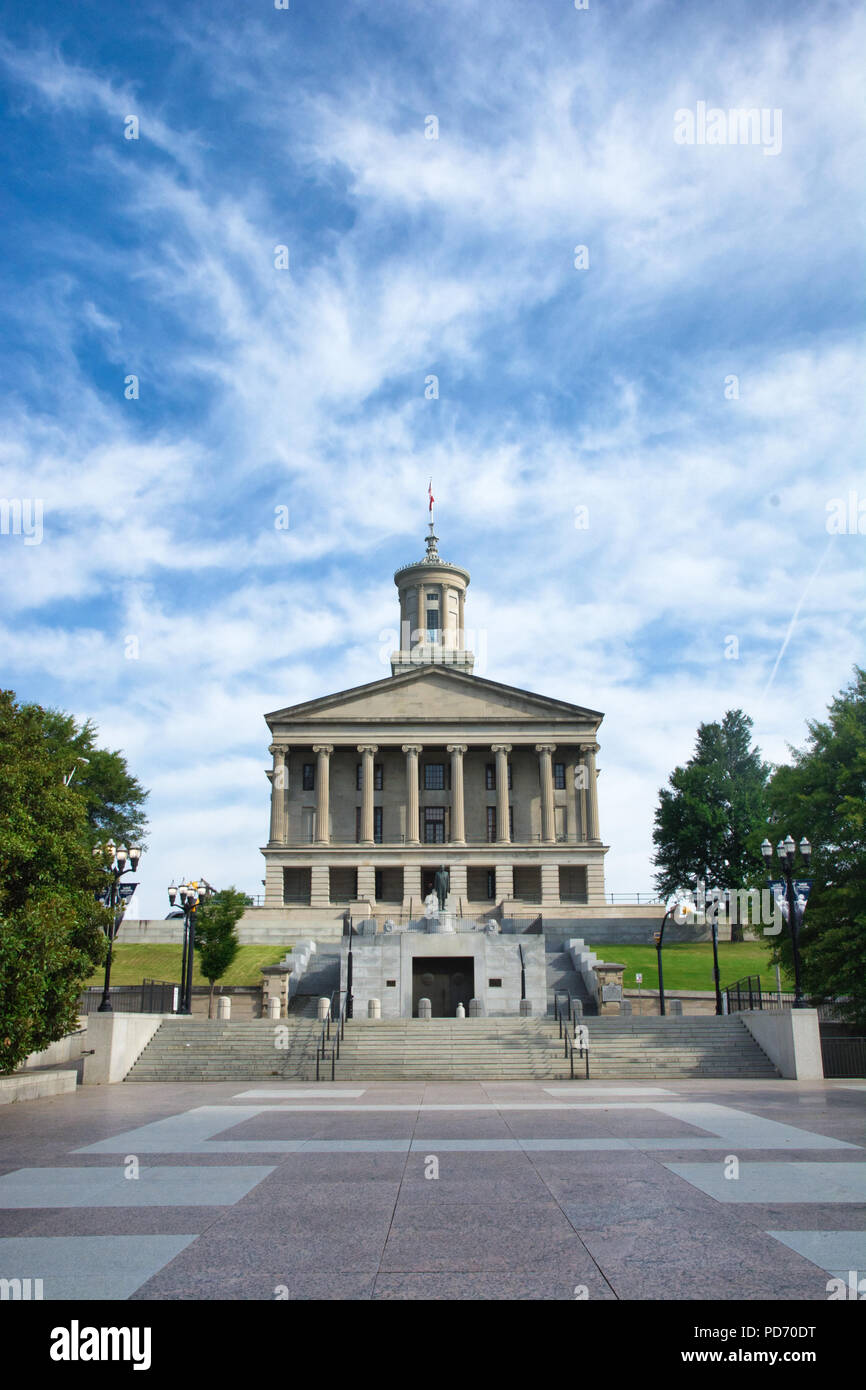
left=760, top=535, right=836, bottom=704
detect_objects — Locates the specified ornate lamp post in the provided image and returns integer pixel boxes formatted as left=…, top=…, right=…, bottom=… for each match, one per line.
left=761, top=835, right=811, bottom=1008
left=93, top=841, right=142, bottom=1012
left=705, top=887, right=729, bottom=1016
left=168, top=880, right=213, bottom=1015
left=654, top=895, right=694, bottom=1017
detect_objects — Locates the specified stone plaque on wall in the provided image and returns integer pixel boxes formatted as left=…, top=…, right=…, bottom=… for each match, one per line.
left=602, top=984, right=623, bottom=1002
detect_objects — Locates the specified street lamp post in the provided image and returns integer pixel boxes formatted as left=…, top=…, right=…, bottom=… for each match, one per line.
left=168, top=880, right=215, bottom=1015
left=93, top=841, right=142, bottom=1012
left=705, top=888, right=728, bottom=1017
left=761, top=835, right=811, bottom=1009
left=654, top=895, right=694, bottom=1017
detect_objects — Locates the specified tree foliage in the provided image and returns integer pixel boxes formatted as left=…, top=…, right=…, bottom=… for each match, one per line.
left=0, top=691, right=113, bottom=1072
left=767, top=667, right=866, bottom=1025
left=652, top=710, right=772, bottom=897
left=194, top=887, right=245, bottom=1017
left=39, top=707, right=149, bottom=849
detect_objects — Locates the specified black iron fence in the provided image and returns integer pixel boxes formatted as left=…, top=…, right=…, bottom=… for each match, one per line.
left=724, top=976, right=854, bottom=1023
left=78, top=979, right=178, bottom=1015
left=821, top=1036, right=866, bottom=1078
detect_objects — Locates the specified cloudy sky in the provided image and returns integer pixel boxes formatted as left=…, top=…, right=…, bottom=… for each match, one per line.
left=1, top=0, right=863, bottom=919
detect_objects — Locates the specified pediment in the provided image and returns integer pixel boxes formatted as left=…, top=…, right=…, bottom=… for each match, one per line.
left=266, top=667, right=602, bottom=726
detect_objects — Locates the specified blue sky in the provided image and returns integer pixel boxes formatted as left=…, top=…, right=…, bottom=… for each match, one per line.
left=1, top=0, right=864, bottom=918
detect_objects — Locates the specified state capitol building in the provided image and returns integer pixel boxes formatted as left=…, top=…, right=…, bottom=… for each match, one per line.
left=258, top=512, right=607, bottom=930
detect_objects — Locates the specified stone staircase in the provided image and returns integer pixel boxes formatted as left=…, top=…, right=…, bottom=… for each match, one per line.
left=124, top=1017, right=323, bottom=1082
left=546, top=948, right=598, bottom=1017
left=324, top=1015, right=778, bottom=1081
left=123, top=1014, right=778, bottom=1084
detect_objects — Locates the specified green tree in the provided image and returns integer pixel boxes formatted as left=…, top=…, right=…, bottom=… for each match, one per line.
left=0, top=691, right=110, bottom=1073
left=767, top=667, right=866, bottom=1024
left=39, top=708, right=149, bottom=849
left=652, top=710, right=771, bottom=898
left=194, top=887, right=245, bottom=1018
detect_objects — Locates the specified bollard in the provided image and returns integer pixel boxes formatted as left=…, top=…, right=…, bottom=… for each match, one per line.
left=418, top=997, right=432, bottom=1020
left=519, top=999, right=532, bottom=1016
left=621, top=1000, right=633, bottom=1016
left=669, top=998, right=683, bottom=1015
left=267, top=996, right=281, bottom=1020
left=317, top=996, right=330, bottom=1021
left=572, top=998, right=584, bottom=1019
left=455, top=1003, right=466, bottom=1019
left=217, top=995, right=231, bottom=1020
left=368, top=998, right=381, bottom=1019
left=468, top=998, right=482, bottom=1017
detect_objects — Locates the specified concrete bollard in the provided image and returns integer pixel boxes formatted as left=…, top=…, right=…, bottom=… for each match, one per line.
left=572, top=998, right=584, bottom=1018
left=368, top=998, right=381, bottom=1019
left=418, top=997, right=432, bottom=1020
left=519, top=999, right=532, bottom=1016
left=669, top=998, right=683, bottom=1016
left=621, top=1000, right=633, bottom=1016
left=217, top=995, right=231, bottom=1020
left=455, top=1003, right=466, bottom=1019
left=468, top=998, right=482, bottom=1018
left=267, top=996, right=281, bottom=1020
left=317, top=996, right=330, bottom=1021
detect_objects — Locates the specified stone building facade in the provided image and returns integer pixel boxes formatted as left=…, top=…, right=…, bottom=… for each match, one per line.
left=259, top=523, right=607, bottom=929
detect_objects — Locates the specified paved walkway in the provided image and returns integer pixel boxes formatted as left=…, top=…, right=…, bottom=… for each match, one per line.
left=0, top=1079, right=864, bottom=1300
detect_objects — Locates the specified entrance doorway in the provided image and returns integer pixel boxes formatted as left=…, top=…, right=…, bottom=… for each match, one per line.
left=412, top=957, right=474, bottom=1018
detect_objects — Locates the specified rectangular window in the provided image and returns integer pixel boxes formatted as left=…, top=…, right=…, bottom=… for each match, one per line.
left=356, top=763, right=384, bottom=790
left=486, top=806, right=497, bottom=842
left=483, top=767, right=511, bottom=789
left=302, top=763, right=315, bottom=791
left=301, top=808, right=315, bottom=843
left=554, top=762, right=566, bottom=789
left=424, top=763, right=445, bottom=790
left=355, top=808, right=381, bottom=842
left=424, top=807, right=445, bottom=843
left=509, top=806, right=514, bottom=839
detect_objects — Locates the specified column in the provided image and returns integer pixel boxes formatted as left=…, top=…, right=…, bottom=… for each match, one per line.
left=535, top=744, right=556, bottom=844
left=565, top=756, right=578, bottom=844
left=447, top=744, right=467, bottom=844
left=577, top=747, right=589, bottom=842
left=268, top=744, right=288, bottom=845
left=402, top=744, right=422, bottom=844
left=491, top=744, right=511, bottom=843
left=313, top=745, right=333, bottom=844
left=358, top=744, right=378, bottom=845
left=585, top=743, right=601, bottom=841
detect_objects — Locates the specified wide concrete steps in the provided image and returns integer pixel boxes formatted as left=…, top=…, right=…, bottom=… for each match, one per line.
left=329, top=1016, right=778, bottom=1081
left=124, top=1019, right=323, bottom=1081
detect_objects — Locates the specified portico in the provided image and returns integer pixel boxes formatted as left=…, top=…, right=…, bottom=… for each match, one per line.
left=259, top=520, right=607, bottom=925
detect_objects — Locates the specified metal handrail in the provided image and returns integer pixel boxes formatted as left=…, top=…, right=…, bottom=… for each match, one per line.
left=564, top=1022, right=590, bottom=1080
left=553, top=990, right=573, bottom=1038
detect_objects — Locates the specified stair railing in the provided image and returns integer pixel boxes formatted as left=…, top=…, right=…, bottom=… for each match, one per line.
left=554, top=990, right=573, bottom=1038
left=564, top=1021, right=590, bottom=1081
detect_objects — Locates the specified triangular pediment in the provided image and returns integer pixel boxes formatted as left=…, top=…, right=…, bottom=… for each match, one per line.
left=266, top=666, right=602, bottom=726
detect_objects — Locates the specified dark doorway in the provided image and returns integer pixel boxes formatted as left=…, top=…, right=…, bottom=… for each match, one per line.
left=412, top=957, right=474, bottom=1018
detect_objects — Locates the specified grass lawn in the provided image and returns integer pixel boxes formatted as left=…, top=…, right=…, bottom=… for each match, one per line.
left=83, top=943, right=289, bottom=988
left=87, top=941, right=788, bottom=994
left=590, top=942, right=792, bottom=993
